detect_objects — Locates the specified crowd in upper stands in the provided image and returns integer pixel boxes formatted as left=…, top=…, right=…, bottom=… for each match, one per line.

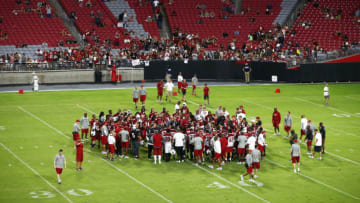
left=0, top=0, right=359, bottom=66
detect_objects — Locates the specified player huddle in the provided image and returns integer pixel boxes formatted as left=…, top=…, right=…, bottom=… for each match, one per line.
left=71, top=103, right=267, bottom=181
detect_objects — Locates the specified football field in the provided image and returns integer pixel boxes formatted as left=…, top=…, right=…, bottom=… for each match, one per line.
left=0, top=83, right=360, bottom=203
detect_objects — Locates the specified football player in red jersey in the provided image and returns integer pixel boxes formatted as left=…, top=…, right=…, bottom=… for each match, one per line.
left=75, top=138, right=84, bottom=171
left=203, top=83, right=210, bottom=105
left=157, top=80, right=164, bottom=102
left=272, top=107, right=281, bottom=135
left=181, top=79, right=188, bottom=100
left=153, top=130, right=163, bottom=164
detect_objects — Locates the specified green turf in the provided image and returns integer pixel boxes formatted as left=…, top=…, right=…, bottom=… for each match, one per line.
left=0, top=83, right=360, bottom=203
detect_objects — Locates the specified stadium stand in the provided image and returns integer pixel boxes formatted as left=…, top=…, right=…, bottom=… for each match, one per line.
left=104, top=0, right=160, bottom=39
left=286, top=0, right=360, bottom=51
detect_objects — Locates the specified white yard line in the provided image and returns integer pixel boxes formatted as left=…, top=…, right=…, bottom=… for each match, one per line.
left=77, top=104, right=96, bottom=114
left=264, top=158, right=360, bottom=200
left=192, top=163, right=270, bottom=203
left=0, top=142, right=73, bottom=203
left=345, top=96, right=360, bottom=101
left=18, top=106, right=71, bottom=140
left=19, top=106, right=173, bottom=203
left=294, top=97, right=360, bottom=117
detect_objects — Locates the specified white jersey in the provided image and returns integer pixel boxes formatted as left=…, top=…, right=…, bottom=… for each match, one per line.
left=214, top=140, right=221, bottom=154
left=315, top=132, right=322, bottom=146
left=301, top=118, right=307, bottom=130
left=192, top=77, right=198, bottom=86
left=108, top=135, right=116, bottom=145
left=80, top=117, right=89, bottom=129
left=32, top=75, right=39, bottom=91
left=165, top=82, right=174, bottom=92
left=324, top=86, right=329, bottom=96
left=247, top=136, right=256, bottom=150
left=173, top=132, right=185, bottom=147
left=257, top=133, right=265, bottom=146
left=227, top=135, right=235, bottom=147
left=178, top=75, right=183, bottom=82
left=174, top=104, right=180, bottom=112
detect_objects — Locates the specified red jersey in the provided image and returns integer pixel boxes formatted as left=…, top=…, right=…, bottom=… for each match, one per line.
left=153, top=133, right=162, bottom=148
left=272, top=111, right=281, bottom=123
left=182, top=82, right=188, bottom=91
left=220, top=137, right=228, bottom=150
left=204, top=87, right=209, bottom=96
left=76, top=142, right=83, bottom=154
left=157, top=81, right=164, bottom=91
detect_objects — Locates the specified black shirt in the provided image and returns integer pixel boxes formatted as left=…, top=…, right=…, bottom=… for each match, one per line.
left=243, top=65, right=250, bottom=72
left=130, top=129, right=140, bottom=141
left=320, top=126, right=326, bottom=139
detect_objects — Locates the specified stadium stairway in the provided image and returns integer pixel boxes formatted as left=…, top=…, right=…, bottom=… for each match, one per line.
left=273, top=0, right=298, bottom=26
left=104, top=0, right=149, bottom=39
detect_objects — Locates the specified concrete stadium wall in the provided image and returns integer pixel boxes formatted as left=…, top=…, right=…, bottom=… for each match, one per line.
left=0, top=68, right=144, bottom=85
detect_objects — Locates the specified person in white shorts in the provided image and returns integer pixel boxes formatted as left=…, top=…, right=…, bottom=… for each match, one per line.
left=324, top=83, right=330, bottom=105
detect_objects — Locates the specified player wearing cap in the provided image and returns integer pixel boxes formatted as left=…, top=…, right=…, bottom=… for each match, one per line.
left=177, top=72, right=183, bottom=93
left=133, top=86, right=139, bottom=109
left=191, top=74, right=198, bottom=96
left=54, top=149, right=66, bottom=184
left=181, top=79, right=188, bottom=100
left=108, top=131, right=116, bottom=161
left=101, top=122, right=109, bottom=155
left=284, top=111, right=292, bottom=137
left=290, top=139, right=301, bottom=173
left=209, top=136, right=222, bottom=170
left=324, top=83, right=330, bottom=105
left=272, top=107, right=281, bottom=135
left=300, top=115, right=307, bottom=142
left=252, top=145, right=261, bottom=178
left=80, top=113, right=89, bottom=141
left=156, top=80, right=164, bottom=102
left=120, top=127, right=130, bottom=158
left=153, top=130, right=163, bottom=164
left=203, top=83, right=210, bottom=105
left=73, top=120, right=81, bottom=145
left=75, top=138, right=84, bottom=171
left=237, top=133, right=247, bottom=164
left=164, top=80, right=174, bottom=103
left=309, top=129, right=322, bottom=160
left=139, top=85, right=147, bottom=106
left=241, top=150, right=255, bottom=182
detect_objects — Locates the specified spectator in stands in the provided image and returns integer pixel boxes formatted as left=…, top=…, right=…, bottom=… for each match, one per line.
left=313, top=0, right=319, bottom=8
left=0, top=16, right=3, bottom=24
left=86, top=0, right=92, bottom=7
left=234, top=30, right=239, bottom=36
left=118, top=11, right=127, bottom=22
left=355, top=8, right=360, bottom=17
left=170, top=10, right=177, bottom=16
left=265, top=8, right=270, bottom=15
left=198, top=18, right=204, bottom=24
left=25, top=0, right=30, bottom=5
left=336, top=8, right=342, bottom=19
left=90, top=10, right=95, bottom=17
left=196, top=4, right=206, bottom=9
left=145, top=16, right=153, bottom=22
left=46, top=5, right=51, bottom=18
left=250, top=16, right=255, bottom=22
left=95, top=15, right=103, bottom=27
left=156, top=12, right=163, bottom=28
left=209, top=11, right=215, bottom=19
left=153, top=0, right=159, bottom=7
left=70, top=11, right=77, bottom=20
left=16, top=0, right=22, bottom=5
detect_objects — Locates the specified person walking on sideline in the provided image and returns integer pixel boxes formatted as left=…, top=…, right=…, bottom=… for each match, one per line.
left=324, top=83, right=330, bottom=105
left=291, top=139, right=301, bottom=173
left=54, top=149, right=66, bottom=184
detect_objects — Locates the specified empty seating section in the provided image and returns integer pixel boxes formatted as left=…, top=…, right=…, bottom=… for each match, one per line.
left=0, top=0, right=74, bottom=47
left=125, top=0, right=160, bottom=39
left=286, top=0, right=360, bottom=51
left=59, top=0, right=130, bottom=48
left=165, top=0, right=281, bottom=49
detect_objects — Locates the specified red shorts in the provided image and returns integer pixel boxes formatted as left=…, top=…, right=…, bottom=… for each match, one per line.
left=226, top=147, right=234, bottom=153
left=76, top=152, right=83, bottom=162
left=284, top=126, right=291, bottom=132
left=194, top=149, right=202, bottom=157
left=292, top=156, right=300, bottom=163
left=178, top=82, right=182, bottom=88
left=221, top=149, right=226, bottom=157
left=158, top=90, right=163, bottom=96
left=273, top=122, right=279, bottom=127
left=121, top=142, right=129, bottom=148
left=101, top=136, right=108, bottom=145
left=237, top=148, right=245, bottom=154
left=56, top=168, right=63, bottom=174
left=307, top=140, right=312, bottom=147
left=258, top=144, right=264, bottom=152
left=73, top=132, right=80, bottom=141
left=301, top=129, right=305, bottom=136
left=246, top=166, right=253, bottom=173
left=252, top=162, right=260, bottom=169
left=153, top=147, right=162, bottom=155
left=91, top=135, right=97, bottom=141
left=140, top=95, right=146, bottom=102
left=214, top=152, right=221, bottom=160
left=133, top=98, right=138, bottom=103
left=109, top=144, right=115, bottom=153
left=81, top=128, right=88, bottom=133
left=192, top=85, right=196, bottom=90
